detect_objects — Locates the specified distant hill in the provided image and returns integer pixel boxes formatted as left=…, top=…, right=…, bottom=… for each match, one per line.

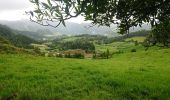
left=14, top=30, right=48, bottom=40
left=0, top=20, right=116, bottom=36
left=0, top=20, right=151, bottom=39
left=0, top=24, right=37, bottom=48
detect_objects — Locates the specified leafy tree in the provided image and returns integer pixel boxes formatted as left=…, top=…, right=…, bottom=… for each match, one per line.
left=29, top=0, right=170, bottom=46
left=56, top=39, right=95, bottom=52
left=143, top=20, right=170, bottom=47
left=29, top=0, right=169, bottom=31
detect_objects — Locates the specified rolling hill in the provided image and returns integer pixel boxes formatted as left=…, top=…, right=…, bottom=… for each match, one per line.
left=0, top=24, right=37, bottom=48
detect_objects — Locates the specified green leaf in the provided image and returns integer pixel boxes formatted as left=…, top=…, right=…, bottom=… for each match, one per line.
left=47, top=0, right=52, bottom=7
left=35, top=0, right=39, bottom=4
left=34, top=9, right=41, bottom=13
left=42, top=3, right=50, bottom=9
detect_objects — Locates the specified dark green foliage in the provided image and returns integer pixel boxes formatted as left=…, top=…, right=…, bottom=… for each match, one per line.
left=93, top=51, right=97, bottom=59
left=33, top=47, right=41, bottom=54
left=93, top=49, right=111, bottom=59
left=56, top=53, right=63, bottom=58
left=0, top=43, right=35, bottom=54
left=131, top=49, right=137, bottom=52
left=0, top=36, right=11, bottom=45
left=58, top=39, right=95, bottom=53
left=65, top=53, right=84, bottom=59
left=134, top=41, right=139, bottom=46
left=144, top=20, right=170, bottom=47
left=0, top=24, right=37, bottom=49
left=64, top=53, right=71, bottom=58
left=30, top=0, right=170, bottom=36
left=26, top=0, right=170, bottom=55
left=0, top=44, right=17, bottom=54
left=72, top=53, right=85, bottom=59
left=106, top=49, right=110, bottom=59
left=76, top=34, right=109, bottom=44
left=30, top=0, right=170, bottom=47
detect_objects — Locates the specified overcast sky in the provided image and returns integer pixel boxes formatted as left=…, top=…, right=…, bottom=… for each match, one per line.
left=0, top=0, right=85, bottom=23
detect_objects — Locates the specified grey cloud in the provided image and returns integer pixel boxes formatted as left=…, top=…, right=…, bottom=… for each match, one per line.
left=0, top=0, right=31, bottom=12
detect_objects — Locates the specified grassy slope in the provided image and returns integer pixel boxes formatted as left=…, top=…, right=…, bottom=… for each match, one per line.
left=125, top=36, right=146, bottom=42
left=0, top=48, right=170, bottom=100
left=95, top=36, right=147, bottom=53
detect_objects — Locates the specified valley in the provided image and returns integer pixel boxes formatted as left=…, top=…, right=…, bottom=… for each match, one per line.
left=0, top=23, right=169, bottom=100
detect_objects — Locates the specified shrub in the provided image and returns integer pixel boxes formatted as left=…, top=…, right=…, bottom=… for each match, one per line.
left=131, top=49, right=136, bottom=52
left=65, top=53, right=84, bottom=59
left=134, top=41, right=139, bottom=46
left=93, top=49, right=112, bottom=59
left=56, top=53, right=63, bottom=58
left=73, top=53, right=84, bottom=59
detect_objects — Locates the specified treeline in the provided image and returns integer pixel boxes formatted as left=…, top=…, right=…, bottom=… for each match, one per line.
left=55, top=30, right=150, bottom=45
left=0, top=24, right=37, bottom=48
left=58, top=39, right=95, bottom=52
left=52, top=34, right=110, bottom=45
left=75, top=34, right=110, bottom=44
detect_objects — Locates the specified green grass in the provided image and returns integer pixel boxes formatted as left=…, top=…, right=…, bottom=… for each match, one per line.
left=95, top=41, right=140, bottom=53
left=0, top=47, right=170, bottom=99
left=125, top=36, right=146, bottom=42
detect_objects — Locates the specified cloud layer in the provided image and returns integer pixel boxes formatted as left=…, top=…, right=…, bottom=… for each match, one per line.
left=0, top=0, right=31, bottom=12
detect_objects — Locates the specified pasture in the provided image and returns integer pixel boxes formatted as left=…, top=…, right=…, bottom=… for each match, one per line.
left=0, top=47, right=170, bottom=99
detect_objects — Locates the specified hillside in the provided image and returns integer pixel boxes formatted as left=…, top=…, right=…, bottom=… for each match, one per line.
left=0, top=36, right=34, bottom=54
left=0, top=20, right=151, bottom=38
left=0, top=24, right=37, bottom=48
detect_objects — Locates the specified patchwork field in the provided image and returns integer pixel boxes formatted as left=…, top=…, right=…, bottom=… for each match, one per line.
left=0, top=48, right=170, bottom=100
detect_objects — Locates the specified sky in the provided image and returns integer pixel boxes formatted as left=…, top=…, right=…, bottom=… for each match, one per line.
left=0, top=0, right=86, bottom=23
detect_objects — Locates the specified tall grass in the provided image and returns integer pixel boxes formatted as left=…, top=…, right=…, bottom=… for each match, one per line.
left=0, top=48, right=170, bottom=99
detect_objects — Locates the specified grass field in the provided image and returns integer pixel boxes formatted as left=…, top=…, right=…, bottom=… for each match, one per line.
left=0, top=47, right=170, bottom=100
left=95, top=41, right=143, bottom=53
left=125, top=36, right=146, bottom=42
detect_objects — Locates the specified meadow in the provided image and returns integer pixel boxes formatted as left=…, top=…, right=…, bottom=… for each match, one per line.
left=0, top=47, right=170, bottom=100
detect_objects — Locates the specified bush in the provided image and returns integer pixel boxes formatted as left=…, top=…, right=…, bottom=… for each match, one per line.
left=64, top=53, right=84, bottom=59
left=73, top=53, right=84, bottom=59
left=93, top=49, right=112, bottom=59
left=134, top=41, right=139, bottom=46
left=56, top=53, right=63, bottom=58
left=65, top=53, right=71, bottom=58
left=143, top=20, right=170, bottom=47
left=131, top=49, right=136, bottom=52
left=58, top=39, right=95, bottom=53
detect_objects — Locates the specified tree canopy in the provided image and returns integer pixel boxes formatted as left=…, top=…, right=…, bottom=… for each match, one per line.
left=29, top=0, right=170, bottom=32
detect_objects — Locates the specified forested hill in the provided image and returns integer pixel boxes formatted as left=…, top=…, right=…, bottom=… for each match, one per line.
left=0, top=24, right=37, bottom=48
